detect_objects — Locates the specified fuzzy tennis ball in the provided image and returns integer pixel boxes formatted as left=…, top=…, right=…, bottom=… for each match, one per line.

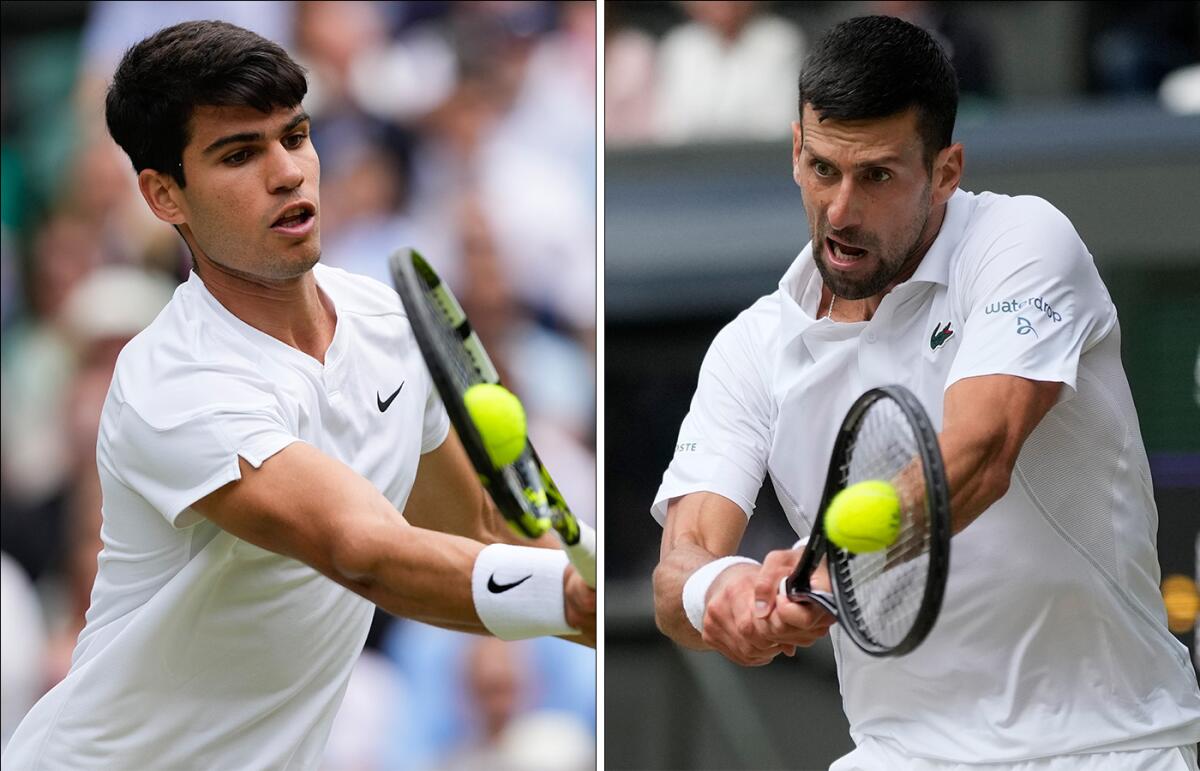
left=824, top=480, right=902, bottom=553
left=464, top=383, right=528, bottom=467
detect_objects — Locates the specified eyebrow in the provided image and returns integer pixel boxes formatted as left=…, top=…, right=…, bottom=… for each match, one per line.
left=201, top=111, right=311, bottom=156
left=803, top=144, right=903, bottom=169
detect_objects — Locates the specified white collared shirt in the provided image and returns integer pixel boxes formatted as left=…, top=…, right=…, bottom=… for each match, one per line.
left=654, top=189, right=1200, bottom=761
left=4, top=264, right=449, bottom=770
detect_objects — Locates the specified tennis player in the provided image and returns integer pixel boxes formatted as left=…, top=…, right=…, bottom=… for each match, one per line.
left=651, top=15, right=1200, bottom=770
left=3, top=21, right=594, bottom=770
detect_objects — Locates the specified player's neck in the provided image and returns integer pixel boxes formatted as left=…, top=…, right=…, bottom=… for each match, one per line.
left=195, top=256, right=337, bottom=363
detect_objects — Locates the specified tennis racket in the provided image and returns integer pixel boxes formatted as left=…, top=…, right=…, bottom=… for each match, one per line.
left=390, top=248, right=595, bottom=588
left=784, top=385, right=950, bottom=656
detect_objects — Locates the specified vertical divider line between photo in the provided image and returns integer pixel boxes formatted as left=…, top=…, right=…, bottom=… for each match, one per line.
left=594, top=2, right=608, bottom=769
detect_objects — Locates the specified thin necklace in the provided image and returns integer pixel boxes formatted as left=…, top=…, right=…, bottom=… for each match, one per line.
left=826, top=293, right=836, bottom=320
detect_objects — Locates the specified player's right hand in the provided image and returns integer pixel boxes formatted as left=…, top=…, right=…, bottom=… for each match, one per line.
left=564, top=565, right=596, bottom=647
left=702, top=562, right=795, bottom=666
left=751, top=549, right=835, bottom=649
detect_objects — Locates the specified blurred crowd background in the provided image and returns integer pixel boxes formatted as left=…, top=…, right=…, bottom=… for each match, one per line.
left=605, top=0, right=1200, bottom=146
left=604, top=2, right=1199, bottom=769
left=0, top=2, right=595, bottom=769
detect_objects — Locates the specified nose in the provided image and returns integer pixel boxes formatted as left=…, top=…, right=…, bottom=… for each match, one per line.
left=825, top=178, right=861, bottom=232
left=266, top=144, right=304, bottom=194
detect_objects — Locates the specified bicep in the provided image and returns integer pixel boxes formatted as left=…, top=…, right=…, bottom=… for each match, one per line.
left=193, top=442, right=404, bottom=582
left=939, top=374, right=1061, bottom=531
left=943, top=374, right=1061, bottom=454
left=403, top=429, right=486, bottom=536
left=403, top=429, right=540, bottom=546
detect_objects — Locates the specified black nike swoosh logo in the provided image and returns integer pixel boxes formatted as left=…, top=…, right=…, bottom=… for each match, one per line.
left=377, top=382, right=404, bottom=412
left=487, top=574, right=532, bottom=593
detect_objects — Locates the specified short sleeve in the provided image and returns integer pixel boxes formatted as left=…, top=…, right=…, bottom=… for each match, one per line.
left=110, top=398, right=297, bottom=529
left=947, top=197, right=1117, bottom=395
left=651, top=308, right=775, bottom=525
left=421, top=387, right=451, bottom=454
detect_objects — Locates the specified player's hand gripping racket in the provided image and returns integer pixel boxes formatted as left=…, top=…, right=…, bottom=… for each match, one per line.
left=390, top=248, right=595, bottom=588
left=784, top=385, right=950, bottom=656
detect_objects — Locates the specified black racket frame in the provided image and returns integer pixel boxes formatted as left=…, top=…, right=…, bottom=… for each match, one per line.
left=785, top=385, right=951, bottom=657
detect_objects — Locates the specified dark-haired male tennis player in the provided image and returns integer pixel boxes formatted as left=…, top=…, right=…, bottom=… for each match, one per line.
left=4, top=20, right=594, bottom=769
left=651, top=15, right=1200, bottom=770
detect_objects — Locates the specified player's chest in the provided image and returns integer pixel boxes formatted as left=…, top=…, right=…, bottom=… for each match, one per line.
left=767, top=284, right=962, bottom=530
left=268, top=319, right=434, bottom=506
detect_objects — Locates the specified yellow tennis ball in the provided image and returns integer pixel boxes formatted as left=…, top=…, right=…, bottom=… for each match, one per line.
left=464, top=383, right=527, bottom=467
left=824, top=480, right=902, bottom=553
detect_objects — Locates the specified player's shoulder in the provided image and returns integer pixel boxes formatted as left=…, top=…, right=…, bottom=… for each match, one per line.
left=313, top=263, right=405, bottom=319
left=110, top=284, right=277, bottom=429
left=952, top=190, right=1089, bottom=277
left=962, top=190, right=1081, bottom=245
left=706, top=290, right=782, bottom=373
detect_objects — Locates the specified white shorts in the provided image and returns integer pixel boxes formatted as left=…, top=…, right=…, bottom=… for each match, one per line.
left=830, top=737, right=1199, bottom=771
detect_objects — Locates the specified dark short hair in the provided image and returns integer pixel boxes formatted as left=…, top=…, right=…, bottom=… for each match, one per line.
left=106, top=20, right=307, bottom=187
left=799, top=15, right=958, bottom=166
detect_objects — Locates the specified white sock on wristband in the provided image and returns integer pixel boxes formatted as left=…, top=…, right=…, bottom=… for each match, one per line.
left=472, top=543, right=578, bottom=640
left=682, top=555, right=760, bottom=634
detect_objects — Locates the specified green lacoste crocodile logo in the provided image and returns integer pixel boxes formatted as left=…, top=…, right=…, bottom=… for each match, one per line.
left=930, top=321, right=954, bottom=350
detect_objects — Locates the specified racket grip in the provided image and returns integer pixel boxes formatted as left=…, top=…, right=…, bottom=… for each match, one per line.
left=561, top=521, right=596, bottom=588
left=779, top=577, right=839, bottom=618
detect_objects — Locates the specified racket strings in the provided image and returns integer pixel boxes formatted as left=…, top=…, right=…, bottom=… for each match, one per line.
left=833, top=398, right=932, bottom=650
left=418, top=276, right=552, bottom=524
left=422, top=283, right=488, bottom=390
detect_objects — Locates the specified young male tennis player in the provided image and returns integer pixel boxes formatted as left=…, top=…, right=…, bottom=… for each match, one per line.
left=4, top=21, right=594, bottom=769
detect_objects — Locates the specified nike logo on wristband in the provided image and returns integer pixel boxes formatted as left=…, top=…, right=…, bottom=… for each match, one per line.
left=487, top=574, right=532, bottom=593
left=377, top=382, right=404, bottom=412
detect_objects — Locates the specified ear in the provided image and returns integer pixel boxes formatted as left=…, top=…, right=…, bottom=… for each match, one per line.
left=791, top=121, right=804, bottom=185
left=137, top=168, right=188, bottom=226
left=932, top=143, right=963, bottom=206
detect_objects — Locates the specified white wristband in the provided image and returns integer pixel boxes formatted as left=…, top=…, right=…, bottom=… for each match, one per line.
left=682, top=556, right=760, bottom=634
left=472, top=544, right=578, bottom=640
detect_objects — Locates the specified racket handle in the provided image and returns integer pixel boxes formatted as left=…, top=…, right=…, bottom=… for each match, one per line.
left=779, top=576, right=839, bottom=618
left=561, top=521, right=596, bottom=588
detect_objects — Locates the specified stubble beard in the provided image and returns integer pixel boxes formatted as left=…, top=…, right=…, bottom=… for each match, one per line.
left=811, top=184, right=932, bottom=301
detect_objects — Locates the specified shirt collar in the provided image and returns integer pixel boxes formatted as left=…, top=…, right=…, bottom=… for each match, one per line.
left=907, top=187, right=969, bottom=288
left=777, top=245, right=824, bottom=347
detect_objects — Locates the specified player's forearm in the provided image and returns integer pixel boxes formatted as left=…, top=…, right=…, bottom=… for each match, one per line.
left=938, top=431, right=1015, bottom=533
left=652, top=541, right=717, bottom=650
left=333, top=517, right=487, bottom=631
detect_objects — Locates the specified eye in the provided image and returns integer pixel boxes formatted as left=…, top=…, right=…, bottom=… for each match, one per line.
left=867, top=168, right=892, bottom=183
left=812, top=160, right=835, bottom=178
left=284, top=131, right=308, bottom=150
left=223, top=149, right=253, bottom=166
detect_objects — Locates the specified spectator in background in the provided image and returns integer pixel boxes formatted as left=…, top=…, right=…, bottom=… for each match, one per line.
left=871, top=1, right=997, bottom=100
left=1, top=550, right=46, bottom=750
left=654, top=1, right=804, bottom=143
left=1, top=214, right=107, bottom=577
left=1086, top=1, right=1200, bottom=97
left=604, top=4, right=658, bottom=145
left=439, top=637, right=527, bottom=771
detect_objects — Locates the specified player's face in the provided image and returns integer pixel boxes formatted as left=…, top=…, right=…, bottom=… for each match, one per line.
left=793, top=105, right=952, bottom=301
left=173, top=105, right=321, bottom=281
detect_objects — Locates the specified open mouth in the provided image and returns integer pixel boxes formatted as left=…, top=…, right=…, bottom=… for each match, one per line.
left=826, top=237, right=868, bottom=264
left=271, top=202, right=316, bottom=234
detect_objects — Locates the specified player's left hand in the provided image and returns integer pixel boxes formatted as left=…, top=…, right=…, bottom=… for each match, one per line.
left=751, top=548, right=835, bottom=650
left=563, top=565, right=596, bottom=647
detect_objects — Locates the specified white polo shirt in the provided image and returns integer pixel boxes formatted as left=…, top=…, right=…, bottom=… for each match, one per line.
left=3, top=264, right=449, bottom=770
left=654, top=189, right=1200, bottom=761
